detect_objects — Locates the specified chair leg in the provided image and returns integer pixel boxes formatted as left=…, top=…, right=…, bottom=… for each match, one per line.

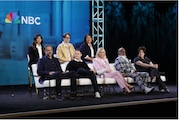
left=112, top=85, right=117, bottom=93
left=30, top=75, right=32, bottom=87
left=35, top=88, right=39, bottom=95
left=107, top=84, right=110, bottom=93
left=100, top=86, right=104, bottom=97
left=28, top=70, right=32, bottom=88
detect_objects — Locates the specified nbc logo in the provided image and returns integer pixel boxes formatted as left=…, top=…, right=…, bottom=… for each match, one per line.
left=5, top=12, right=41, bottom=25
left=5, top=12, right=20, bottom=24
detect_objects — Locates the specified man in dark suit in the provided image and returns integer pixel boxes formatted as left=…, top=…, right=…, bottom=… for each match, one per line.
left=37, top=45, right=78, bottom=100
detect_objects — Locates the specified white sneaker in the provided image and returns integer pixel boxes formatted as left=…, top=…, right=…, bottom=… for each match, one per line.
left=144, top=87, right=154, bottom=94
left=95, top=92, right=101, bottom=98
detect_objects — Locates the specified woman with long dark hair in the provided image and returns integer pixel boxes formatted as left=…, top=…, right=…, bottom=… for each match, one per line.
left=79, top=34, right=96, bottom=63
left=28, top=34, right=45, bottom=70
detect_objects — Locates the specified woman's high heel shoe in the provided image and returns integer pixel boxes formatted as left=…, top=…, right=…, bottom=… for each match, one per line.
left=129, top=86, right=135, bottom=91
left=122, top=90, right=129, bottom=95
left=123, top=88, right=131, bottom=94
left=127, top=84, right=135, bottom=91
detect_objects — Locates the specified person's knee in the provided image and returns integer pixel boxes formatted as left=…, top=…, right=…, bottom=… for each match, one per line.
left=77, top=68, right=83, bottom=72
left=69, top=71, right=77, bottom=77
left=77, top=68, right=86, bottom=72
left=72, top=70, right=76, bottom=74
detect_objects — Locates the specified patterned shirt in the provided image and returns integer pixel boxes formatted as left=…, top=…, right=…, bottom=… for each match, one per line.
left=114, top=56, right=135, bottom=74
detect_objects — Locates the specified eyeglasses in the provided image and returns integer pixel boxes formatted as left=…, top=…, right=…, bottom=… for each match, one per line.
left=65, top=37, right=70, bottom=39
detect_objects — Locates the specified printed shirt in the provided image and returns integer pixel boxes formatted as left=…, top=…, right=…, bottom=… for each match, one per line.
left=114, top=56, right=135, bottom=74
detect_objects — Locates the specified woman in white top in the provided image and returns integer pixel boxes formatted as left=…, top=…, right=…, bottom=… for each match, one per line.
left=79, top=34, right=96, bottom=63
left=28, top=34, right=45, bottom=71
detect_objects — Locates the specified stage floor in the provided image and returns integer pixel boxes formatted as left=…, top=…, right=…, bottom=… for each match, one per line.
left=0, top=84, right=178, bottom=119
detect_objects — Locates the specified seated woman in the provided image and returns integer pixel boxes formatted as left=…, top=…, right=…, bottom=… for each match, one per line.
left=79, top=34, right=96, bottom=63
left=92, top=47, right=134, bottom=94
left=133, top=46, right=170, bottom=92
left=28, top=34, right=45, bottom=71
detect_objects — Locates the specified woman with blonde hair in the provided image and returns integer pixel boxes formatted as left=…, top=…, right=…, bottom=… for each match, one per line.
left=93, top=47, right=134, bottom=93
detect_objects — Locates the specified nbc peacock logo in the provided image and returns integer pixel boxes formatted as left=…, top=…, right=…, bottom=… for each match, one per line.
left=4, top=12, right=41, bottom=25
left=5, top=12, right=20, bottom=24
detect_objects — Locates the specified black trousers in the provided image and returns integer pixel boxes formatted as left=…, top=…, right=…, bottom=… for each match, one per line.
left=150, top=68, right=167, bottom=90
left=49, top=71, right=77, bottom=95
left=76, top=68, right=99, bottom=93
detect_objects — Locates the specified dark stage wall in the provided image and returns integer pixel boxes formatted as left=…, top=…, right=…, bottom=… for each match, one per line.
left=104, top=1, right=177, bottom=84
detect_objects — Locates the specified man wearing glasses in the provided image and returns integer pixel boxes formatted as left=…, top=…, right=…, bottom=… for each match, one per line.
left=56, top=33, right=75, bottom=64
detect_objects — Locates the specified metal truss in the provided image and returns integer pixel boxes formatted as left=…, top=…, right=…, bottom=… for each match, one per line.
left=92, top=0, right=104, bottom=49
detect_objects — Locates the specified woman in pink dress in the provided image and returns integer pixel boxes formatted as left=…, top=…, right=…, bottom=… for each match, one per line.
left=93, top=47, right=134, bottom=93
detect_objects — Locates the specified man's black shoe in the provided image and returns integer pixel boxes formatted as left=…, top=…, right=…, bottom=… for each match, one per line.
left=49, top=94, right=56, bottom=100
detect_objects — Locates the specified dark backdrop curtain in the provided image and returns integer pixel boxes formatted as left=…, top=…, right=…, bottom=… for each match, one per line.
left=104, top=1, right=177, bottom=83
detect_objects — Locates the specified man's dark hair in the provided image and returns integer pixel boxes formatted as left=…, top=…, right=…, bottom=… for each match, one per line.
left=138, top=46, right=146, bottom=53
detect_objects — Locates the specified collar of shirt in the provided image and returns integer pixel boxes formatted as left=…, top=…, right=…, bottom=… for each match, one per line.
left=36, top=44, right=42, bottom=48
left=74, top=58, right=83, bottom=62
left=62, top=41, right=70, bottom=47
left=119, top=55, right=127, bottom=58
left=119, top=55, right=129, bottom=62
left=88, top=43, right=92, bottom=47
left=45, top=55, right=53, bottom=59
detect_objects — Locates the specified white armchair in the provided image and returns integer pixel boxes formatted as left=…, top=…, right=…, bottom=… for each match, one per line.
left=31, top=64, right=56, bottom=95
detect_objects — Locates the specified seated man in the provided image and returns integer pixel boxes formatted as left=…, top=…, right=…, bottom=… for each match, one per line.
left=66, top=49, right=101, bottom=98
left=114, top=47, right=154, bottom=94
left=37, top=45, right=78, bottom=100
